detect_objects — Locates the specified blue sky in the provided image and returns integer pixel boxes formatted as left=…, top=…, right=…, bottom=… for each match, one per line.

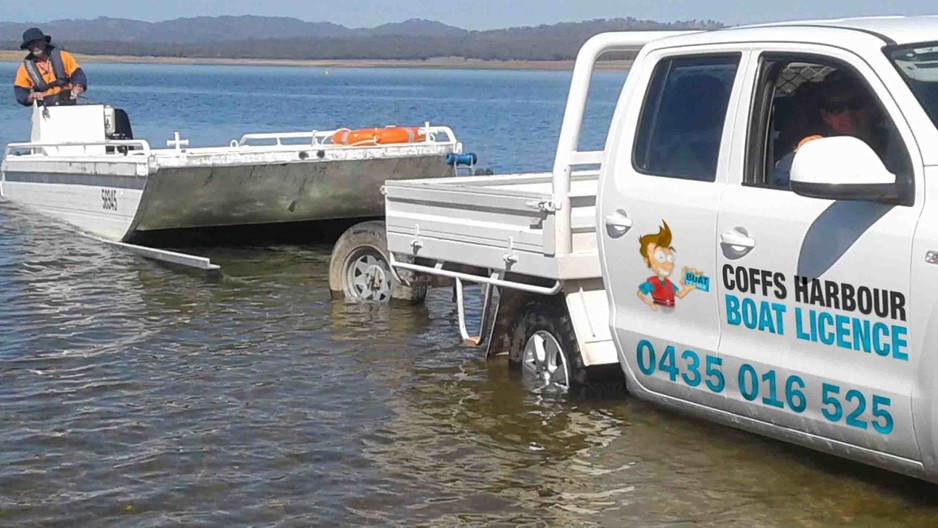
left=0, top=0, right=935, bottom=30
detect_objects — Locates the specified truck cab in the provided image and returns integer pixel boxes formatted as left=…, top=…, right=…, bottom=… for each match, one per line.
left=597, top=19, right=938, bottom=481
left=383, top=17, right=938, bottom=482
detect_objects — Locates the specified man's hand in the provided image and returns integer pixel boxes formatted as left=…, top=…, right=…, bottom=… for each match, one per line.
left=25, top=92, right=43, bottom=104
left=680, top=266, right=701, bottom=289
left=636, top=289, right=659, bottom=311
left=71, top=85, right=84, bottom=97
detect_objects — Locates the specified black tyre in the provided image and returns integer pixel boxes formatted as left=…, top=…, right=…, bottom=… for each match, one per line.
left=507, top=299, right=589, bottom=390
left=328, top=220, right=427, bottom=303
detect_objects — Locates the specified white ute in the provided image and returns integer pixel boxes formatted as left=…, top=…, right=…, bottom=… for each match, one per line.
left=382, top=18, right=938, bottom=483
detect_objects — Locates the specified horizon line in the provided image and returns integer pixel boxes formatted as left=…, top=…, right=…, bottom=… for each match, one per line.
left=0, top=14, right=727, bottom=32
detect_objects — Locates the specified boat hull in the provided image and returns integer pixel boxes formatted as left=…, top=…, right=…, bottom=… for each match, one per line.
left=1, top=154, right=453, bottom=242
left=1, top=167, right=145, bottom=241
left=130, top=154, right=451, bottom=233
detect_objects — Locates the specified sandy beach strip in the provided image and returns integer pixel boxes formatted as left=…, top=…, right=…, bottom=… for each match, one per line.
left=0, top=49, right=632, bottom=71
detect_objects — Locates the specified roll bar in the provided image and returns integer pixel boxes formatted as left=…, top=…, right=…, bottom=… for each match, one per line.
left=550, top=31, right=695, bottom=255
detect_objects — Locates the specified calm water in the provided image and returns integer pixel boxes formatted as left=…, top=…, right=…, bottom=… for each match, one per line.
left=1, top=63, right=937, bottom=526
left=0, top=62, right=622, bottom=172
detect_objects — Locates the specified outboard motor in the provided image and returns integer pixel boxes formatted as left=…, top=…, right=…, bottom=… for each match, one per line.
left=104, top=106, right=133, bottom=140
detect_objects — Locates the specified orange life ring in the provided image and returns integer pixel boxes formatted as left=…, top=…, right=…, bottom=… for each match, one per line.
left=332, top=126, right=426, bottom=146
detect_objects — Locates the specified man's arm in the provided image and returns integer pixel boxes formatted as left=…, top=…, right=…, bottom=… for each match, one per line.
left=637, top=282, right=659, bottom=311
left=69, top=67, right=87, bottom=90
left=13, top=64, right=32, bottom=106
left=14, top=85, right=30, bottom=106
left=61, top=51, right=87, bottom=92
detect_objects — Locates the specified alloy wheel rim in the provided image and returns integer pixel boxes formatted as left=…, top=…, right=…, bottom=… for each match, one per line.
left=344, top=249, right=392, bottom=302
left=521, top=330, right=570, bottom=390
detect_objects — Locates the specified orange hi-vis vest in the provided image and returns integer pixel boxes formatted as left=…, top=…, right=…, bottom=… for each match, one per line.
left=14, top=49, right=80, bottom=99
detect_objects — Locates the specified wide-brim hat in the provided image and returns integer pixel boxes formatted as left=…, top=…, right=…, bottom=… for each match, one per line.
left=20, top=27, right=51, bottom=50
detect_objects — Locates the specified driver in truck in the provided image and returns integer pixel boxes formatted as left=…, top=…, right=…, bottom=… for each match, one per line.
left=13, top=27, right=87, bottom=107
left=773, top=70, right=897, bottom=187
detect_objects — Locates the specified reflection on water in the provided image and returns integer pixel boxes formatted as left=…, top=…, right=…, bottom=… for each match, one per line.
left=1, top=202, right=936, bottom=526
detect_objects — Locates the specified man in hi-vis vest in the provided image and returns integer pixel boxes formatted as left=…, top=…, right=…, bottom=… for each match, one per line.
left=13, top=27, right=87, bottom=107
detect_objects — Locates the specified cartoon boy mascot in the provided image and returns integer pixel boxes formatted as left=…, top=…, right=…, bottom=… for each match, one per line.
left=636, top=221, right=699, bottom=311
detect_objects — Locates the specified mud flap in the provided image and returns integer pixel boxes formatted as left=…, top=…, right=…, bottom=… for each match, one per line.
left=562, top=279, right=618, bottom=367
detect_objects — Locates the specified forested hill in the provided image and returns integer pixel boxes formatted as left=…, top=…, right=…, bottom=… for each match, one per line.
left=0, top=16, right=723, bottom=61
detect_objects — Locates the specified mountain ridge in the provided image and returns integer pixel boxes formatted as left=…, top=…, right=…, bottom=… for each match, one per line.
left=0, top=15, right=724, bottom=61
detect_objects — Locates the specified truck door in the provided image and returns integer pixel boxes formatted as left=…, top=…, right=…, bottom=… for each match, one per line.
left=715, top=50, right=922, bottom=461
left=599, top=50, right=745, bottom=406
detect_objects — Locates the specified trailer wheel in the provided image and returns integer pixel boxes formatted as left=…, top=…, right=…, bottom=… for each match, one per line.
left=329, top=220, right=427, bottom=303
left=508, top=299, right=588, bottom=390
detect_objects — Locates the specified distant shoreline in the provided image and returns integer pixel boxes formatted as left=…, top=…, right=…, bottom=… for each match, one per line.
left=0, top=49, right=633, bottom=71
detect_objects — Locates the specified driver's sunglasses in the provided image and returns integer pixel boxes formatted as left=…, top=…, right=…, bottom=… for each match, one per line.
left=821, top=96, right=869, bottom=114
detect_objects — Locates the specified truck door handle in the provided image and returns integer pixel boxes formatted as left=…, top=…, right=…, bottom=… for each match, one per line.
left=604, top=211, right=633, bottom=236
left=720, top=231, right=756, bottom=249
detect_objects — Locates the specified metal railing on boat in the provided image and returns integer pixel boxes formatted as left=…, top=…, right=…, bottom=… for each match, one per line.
left=235, top=124, right=459, bottom=148
left=4, top=139, right=152, bottom=158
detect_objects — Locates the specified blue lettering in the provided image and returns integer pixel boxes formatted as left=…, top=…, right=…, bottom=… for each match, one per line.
left=758, top=301, right=776, bottom=334
left=795, top=307, right=811, bottom=341
left=835, top=315, right=851, bottom=349
left=810, top=309, right=819, bottom=342
left=773, top=303, right=786, bottom=336
left=686, top=271, right=711, bottom=292
left=852, top=318, right=871, bottom=353
left=892, top=326, right=909, bottom=361
left=873, top=323, right=890, bottom=357
left=725, top=294, right=741, bottom=326
left=742, top=298, right=758, bottom=329
left=637, top=340, right=656, bottom=375
left=818, top=312, right=835, bottom=346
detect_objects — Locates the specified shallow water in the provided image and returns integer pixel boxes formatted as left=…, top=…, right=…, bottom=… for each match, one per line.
left=1, top=63, right=937, bottom=526
left=2, top=203, right=937, bottom=526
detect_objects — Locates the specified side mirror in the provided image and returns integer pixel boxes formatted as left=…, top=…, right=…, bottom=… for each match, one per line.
left=790, top=136, right=908, bottom=205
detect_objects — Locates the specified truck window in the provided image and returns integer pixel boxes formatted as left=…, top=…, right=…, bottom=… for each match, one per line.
left=633, top=55, right=740, bottom=182
left=747, top=55, right=912, bottom=190
left=889, top=43, right=938, bottom=130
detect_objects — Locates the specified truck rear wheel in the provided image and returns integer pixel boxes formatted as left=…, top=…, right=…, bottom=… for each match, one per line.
left=328, top=220, right=427, bottom=303
left=508, top=300, right=588, bottom=390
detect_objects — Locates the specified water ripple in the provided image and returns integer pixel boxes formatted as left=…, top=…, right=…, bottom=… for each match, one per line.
left=2, top=191, right=938, bottom=525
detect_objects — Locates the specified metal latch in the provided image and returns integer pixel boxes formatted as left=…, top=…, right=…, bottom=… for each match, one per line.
left=410, top=224, right=423, bottom=253
left=503, top=236, right=518, bottom=268
left=926, top=251, right=938, bottom=265
left=525, top=200, right=559, bottom=213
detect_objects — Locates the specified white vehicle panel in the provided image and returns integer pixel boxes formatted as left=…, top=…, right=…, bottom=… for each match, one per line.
left=909, top=167, right=938, bottom=475
left=385, top=171, right=602, bottom=281
left=600, top=46, right=749, bottom=410
left=715, top=185, right=921, bottom=461
left=709, top=41, right=925, bottom=461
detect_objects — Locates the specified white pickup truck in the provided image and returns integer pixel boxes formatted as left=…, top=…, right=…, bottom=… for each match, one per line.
left=378, top=18, right=938, bottom=482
